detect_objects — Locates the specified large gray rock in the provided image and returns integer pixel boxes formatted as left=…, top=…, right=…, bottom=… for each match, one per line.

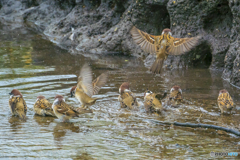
left=0, top=0, right=239, bottom=86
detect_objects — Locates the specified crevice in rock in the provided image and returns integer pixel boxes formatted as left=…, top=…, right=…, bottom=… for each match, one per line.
left=26, top=0, right=39, bottom=7
left=183, top=41, right=212, bottom=68
left=55, top=0, right=76, bottom=10
left=134, top=4, right=170, bottom=35
left=83, top=0, right=101, bottom=9
left=114, top=0, right=126, bottom=13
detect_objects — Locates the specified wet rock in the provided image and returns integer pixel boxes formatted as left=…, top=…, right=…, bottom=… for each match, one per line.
left=0, top=0, right=239, bottom=87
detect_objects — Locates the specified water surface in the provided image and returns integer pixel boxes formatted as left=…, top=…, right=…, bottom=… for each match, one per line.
left=0, top=23, right=240, bottom=159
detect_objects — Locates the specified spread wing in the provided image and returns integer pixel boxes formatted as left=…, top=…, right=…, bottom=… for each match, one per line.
left=78, top=63, right=93, bottom=97
left=92, top=72, right=108, bottom=95
left=130, top=26, right=159, bottom=54
left=167, top=36, right=201, bottom=55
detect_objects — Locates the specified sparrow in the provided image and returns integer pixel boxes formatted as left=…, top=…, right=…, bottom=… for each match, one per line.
left=118, top=82, right=139, bottom=110
left=144, top=89, right=165, bottom=113
left=217, top=89, right=234, bottom=114
left=70, top=63, right=108, bottom=109
left=9, top=89, right=27, bottom=120
left=33, top=95, right=56, bottom=117
left=52, top=95, right=80, bottom=122
left=130, top=26, right=201, bottom=74
left=166, top=85, right=183, bottom=107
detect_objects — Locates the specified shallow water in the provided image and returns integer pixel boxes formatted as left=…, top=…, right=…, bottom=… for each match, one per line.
left=0, top=23, right=240, bottom=159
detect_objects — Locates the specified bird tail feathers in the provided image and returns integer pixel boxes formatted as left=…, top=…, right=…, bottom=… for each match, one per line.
left=150, top=59, right=164, bottom=74
left=18, top=111, right=26, bottom=120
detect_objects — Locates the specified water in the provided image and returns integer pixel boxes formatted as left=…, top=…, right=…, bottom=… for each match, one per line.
left=0, top=23, right=240, bottom=159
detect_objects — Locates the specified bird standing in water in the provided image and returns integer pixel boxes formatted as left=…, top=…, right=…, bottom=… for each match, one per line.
left=130, top=26, right=201, bottom=74
left=144, top=89, right=165, bottom=113
left=34, top=95, right=56, bottom=117
left=166, top=85, right=183, bottom=107
left=52, top=95, right=80, bottom=122
left=217, top=89, right=234, bottom=114
left=118, top=82, right=139, bottom=110
left=9, top=89, right=27, bottom=120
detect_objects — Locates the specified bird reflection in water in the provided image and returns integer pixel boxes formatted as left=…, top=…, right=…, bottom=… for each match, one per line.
left=33, top=114, right=56, bottom=127
left=71, top=152, right=95, bottom=160
left=8, top=116, right=24, bottom=132
left=53, top=122, right=80, bottom=148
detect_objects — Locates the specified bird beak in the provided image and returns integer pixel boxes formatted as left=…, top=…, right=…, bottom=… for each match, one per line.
left=9, top=93, right=12, bottom=95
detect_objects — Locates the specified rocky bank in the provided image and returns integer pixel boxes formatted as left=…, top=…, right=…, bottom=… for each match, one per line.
left=0, top=0, right=239, bottom=87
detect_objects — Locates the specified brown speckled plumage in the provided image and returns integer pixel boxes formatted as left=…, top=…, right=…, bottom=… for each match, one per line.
left=144, top=90, right=163, bottom=113
left=34, top=96, right=56, bottom=117
left=217, top=89, right=234, bottom=114
left=166, top=85, right=183, bottom=107
left=131, top=26, right=201, bottom=74
left=52, top=95, right=79, bottom=122
left=118, top=82, right=139, bottom=110
left=9, top=89, right=27, bottom=120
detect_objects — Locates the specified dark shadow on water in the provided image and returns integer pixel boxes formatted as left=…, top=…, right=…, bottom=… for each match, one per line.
left=33, top=114, right=56, bottom=127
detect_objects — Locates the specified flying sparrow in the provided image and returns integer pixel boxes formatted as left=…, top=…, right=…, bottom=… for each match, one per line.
left=52, top=95, right=81, bottom=122
left=166, top=85, right=183, bottom=107
left=144, top=89, right=164, bottom=113
left=70, top=63, right=108, bottom=109
left=34, top=95, right=56, bottom=117
left=217, top=89, right=234, bottom=114
left=9, top=89, right=27, bottom=120
left=130, top=26, right=201, bottom=74
left=118, top=82, right=139, bottom=110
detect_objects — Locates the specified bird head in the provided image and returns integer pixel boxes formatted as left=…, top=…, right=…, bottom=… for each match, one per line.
left=219, top=89, right=229, bottom=96
left=9, top=89, right=22, bottom=98
left=162, top=28, right=172, bottom=36
left=36, top=95, right=45, bottom=101
left=70, top=86, right=77, bottom=97
left=144, top=88, right=152, bottom=98
left=53, top=95, right=65, bottom=106
left=119, top=82, right=130, bottom=94
left=170, top=85, right=182, bottom=99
